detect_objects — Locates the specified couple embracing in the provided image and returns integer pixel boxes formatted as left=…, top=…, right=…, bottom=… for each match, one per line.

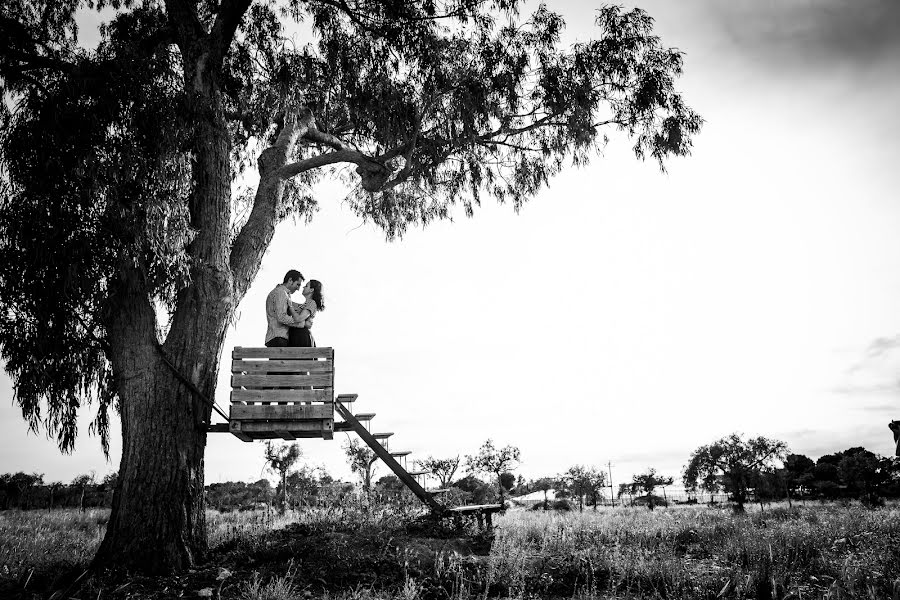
left=264, top=270, right=325, bottom=348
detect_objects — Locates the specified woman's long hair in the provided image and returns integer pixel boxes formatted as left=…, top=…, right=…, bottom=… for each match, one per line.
left=308, top=279, right=325, bottom=311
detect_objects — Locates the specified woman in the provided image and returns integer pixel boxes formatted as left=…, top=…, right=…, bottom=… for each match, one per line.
left=288, top=279, right=324, bottom=347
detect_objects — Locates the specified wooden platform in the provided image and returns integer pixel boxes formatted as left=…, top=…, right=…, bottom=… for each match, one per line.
left=228, top=347, right=336, bottom=441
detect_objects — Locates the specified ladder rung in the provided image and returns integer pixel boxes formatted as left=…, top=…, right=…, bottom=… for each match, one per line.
left=354, top=413, right=375, bottom=420
left=336, top=394, right=357, bottom=403
left=407, top=470, right=428, bottom=476
left=372, top=432, right=393, bottom=439
left=390, top=451, right=411, bottom=457
left=429, top=489, right=450, bottom=494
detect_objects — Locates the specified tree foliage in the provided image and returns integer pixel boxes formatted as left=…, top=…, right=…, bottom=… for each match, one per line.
left=561, top=464, right=606, bottom=511
left=419, top=455, right=460, bottom=488
left=466, top=439, right=520, bottom=502
left=629, top=467, right=672, bottom=509
left=264, top=441, right=302, bottom=511
left=683, top=433, right=788, bottom=512
left=343, top=437, right=378, bottom=491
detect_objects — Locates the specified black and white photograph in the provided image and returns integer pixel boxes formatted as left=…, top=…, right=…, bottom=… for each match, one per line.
left=1, top=0, right=900, bottom=597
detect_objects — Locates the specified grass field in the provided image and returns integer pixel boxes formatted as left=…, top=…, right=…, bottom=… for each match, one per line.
left=2, top=502, right=900, bottom=599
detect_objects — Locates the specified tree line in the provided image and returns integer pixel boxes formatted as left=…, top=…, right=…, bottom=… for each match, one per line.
left=6, top=434, right=896, bottom=514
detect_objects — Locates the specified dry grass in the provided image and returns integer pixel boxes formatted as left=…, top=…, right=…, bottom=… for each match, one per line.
left=3, top=501, right=900, bottom=599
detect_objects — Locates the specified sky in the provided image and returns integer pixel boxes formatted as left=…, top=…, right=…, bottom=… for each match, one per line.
left=1, top=0, right=900, bottom=492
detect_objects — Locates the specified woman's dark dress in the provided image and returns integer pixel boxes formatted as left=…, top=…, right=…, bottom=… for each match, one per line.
left=288, top=325, right=313, bottom=347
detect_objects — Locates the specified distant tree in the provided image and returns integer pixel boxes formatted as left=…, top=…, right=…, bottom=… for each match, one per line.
left=11, top=472, right=44, bottom=509
left=562, top=465, right=606, bottom=512
left=466, top=440, right=521, bottom=504
left=264, top=442, right=302, bottom=512
left=499, top=472, right=516, bottom=495
left=813, top=454, right=842, bottom=499
left=419, top=456, right=460, bottom=488
left=837, top=447, right=892, bottom=501
left=453, top=475, right=496, bottom=505
left=783, top=454, right=815, bottom=505
left=630, top=468, right=674, bottom=510
left=47, top=481, right=64, bottom=511
left=617, top=482, right=634, bottom=505
left=683, top=434, right=788, bottom=512
left=71, top=472, right=96, bottom=512
left=516, top=475, right=527, bottom=493
left=375, top=475, right=406, bottom=495
left=284, top=465, right=323, bottom=508
left=533, top=477, right=555, bottom=509
left=343, top=438, right=378, bottom=493
left=100, top=472, right=119, bottom=507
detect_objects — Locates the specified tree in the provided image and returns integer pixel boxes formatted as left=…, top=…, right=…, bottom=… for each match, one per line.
left=284, top=465, right=324, bottom=508
left=263, top=441, right=302, bottom=512
left=0, top=0, right=701, bottom=573
left=837, top=447, right=892, bottom=501
left=466, top=439, right=521, bottom=504
left=1, top=472, right=44, bottom=509
left=419, top=455, right=460, bottom=489
left=533, top=477, right=554, bottom=510
left=71, top=472, right=96, bottom=512
left=630, top=468, right=673, bottom=510
left=683, top=434, right=788, bottom=512
left=452, top=474, right=496, bottom=505
left=47, top=481, right=65, bottom=511
left=783, top=453, right=815, bottom=505
left=562, top=465, right=605, bottom=512
left=343, top=437, right=378, bottom=493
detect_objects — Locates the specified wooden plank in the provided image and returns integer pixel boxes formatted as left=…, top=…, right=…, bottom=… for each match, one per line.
left=232, top=374, right=334, bottom=388
left=390, top=451, right=411, bottom=457
left=235, top=419, right=333, bottom=434
left=446, top=504, right=503, bottom=514
left=207, top=423, right=230, bottom=433
left=230, top=404, right=332, bottom=421
left=336, top=394, right=357, bottom=403
left=232, top=359, right=333, bottom=373
left=231, top=389, right=332, bottom=404
left=372, top=432, right=393, bottom=439
left=276, top=430, right=296, bottom=440
left=354, top=413, right=375, bottom=421
left=408, top=470, right=428, bottom=476
left=233, top=347, right=333, bottom=359
left=228, top=421, right=253, bottom=442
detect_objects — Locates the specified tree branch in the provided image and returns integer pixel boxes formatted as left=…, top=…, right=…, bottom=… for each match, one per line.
left=208, top=0, right=254, bottom=71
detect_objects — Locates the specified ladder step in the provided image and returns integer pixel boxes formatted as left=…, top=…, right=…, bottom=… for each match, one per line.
left=407, top=470, right=428, bottom=476
left=354, top=413, right=375, bottom=421
left=336, top=394, right=358, bottom=403
left=390, top=451, right=411, bottom=457
left=372, top=432, right=393, bottom=439
left=429, top=489, right=450, bottom=494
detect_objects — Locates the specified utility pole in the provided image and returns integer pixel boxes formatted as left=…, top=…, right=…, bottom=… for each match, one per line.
left=607, top=461, right=615, bottom=507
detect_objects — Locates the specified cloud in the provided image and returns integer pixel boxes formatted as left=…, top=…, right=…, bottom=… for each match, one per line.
left=704, top=0, right=900, bottom=72
left=836, top=333, right=900, bottom=395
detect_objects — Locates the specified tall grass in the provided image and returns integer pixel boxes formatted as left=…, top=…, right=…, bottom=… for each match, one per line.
left=0, top=508, right=108, bottom=581
left=4, top=502, right=900, bottom=599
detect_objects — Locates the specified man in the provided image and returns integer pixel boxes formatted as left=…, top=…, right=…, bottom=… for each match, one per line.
left=265, top=270, right=306, bottom=347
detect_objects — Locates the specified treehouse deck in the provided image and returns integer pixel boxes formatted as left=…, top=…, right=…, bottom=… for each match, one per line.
left=217, top=346, right=503, bottom=526
left=228, top=346, right=336, bottom=441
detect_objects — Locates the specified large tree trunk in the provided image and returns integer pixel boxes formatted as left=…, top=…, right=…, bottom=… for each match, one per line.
left=93, top=64, right=236, bottom=569
left=95, top=265, right=233, bottom=573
